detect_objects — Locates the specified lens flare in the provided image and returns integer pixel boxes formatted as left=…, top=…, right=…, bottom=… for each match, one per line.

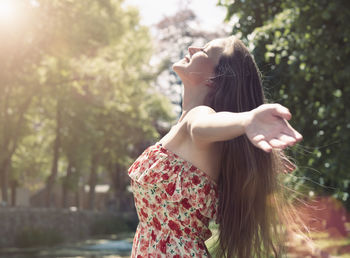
left=0, top=0, right=17, bottom=23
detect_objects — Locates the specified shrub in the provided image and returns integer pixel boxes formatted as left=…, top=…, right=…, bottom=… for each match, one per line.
left=14, top=226, right=64, bottom=248
left=90, top=215, right=138, bottom=235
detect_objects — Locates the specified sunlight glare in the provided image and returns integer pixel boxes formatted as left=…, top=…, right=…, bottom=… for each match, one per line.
left=0, top=0, right=17, bottom=23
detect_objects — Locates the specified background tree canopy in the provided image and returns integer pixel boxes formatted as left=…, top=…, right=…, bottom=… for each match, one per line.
left=0, top=0, right=173, bottom=208
left=220, top=0, right=350, bottom=207
left=1, top=0, right=349, bottom=213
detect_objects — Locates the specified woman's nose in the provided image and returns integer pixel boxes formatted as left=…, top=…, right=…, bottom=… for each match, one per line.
left=188, top=46, right=201, bottom=56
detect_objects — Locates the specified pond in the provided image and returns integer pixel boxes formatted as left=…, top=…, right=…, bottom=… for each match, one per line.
left=0, top=233, right=134, bottom=258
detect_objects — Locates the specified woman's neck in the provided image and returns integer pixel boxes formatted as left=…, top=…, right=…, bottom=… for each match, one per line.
left=178, top=82, right=209, bottom=123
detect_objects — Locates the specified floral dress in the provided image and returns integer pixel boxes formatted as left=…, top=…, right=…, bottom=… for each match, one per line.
left=128, top=142, right=219, bottom=257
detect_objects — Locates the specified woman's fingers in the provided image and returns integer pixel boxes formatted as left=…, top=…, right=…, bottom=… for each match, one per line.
left=252, top=134, right=265, bottom=142
left=276, top=133, right=296, bottom=146
left=294, top=130, right=303, bottom=141
left=272, top=104, right=292, bottom=120
left=283, top=126, right=303, bottom=142
left=257, top=140, right=272, bottom=152
left=269, top=138, right=287, bottom=149
left=280, top=118, right=303, bottom=142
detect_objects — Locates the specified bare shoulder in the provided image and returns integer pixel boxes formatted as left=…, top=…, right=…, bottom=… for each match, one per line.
left=182, top=105, right=216, bottom=127
left=186, top=105, right=216, bottom=118
left=159, top=106, right=221, bottom=182
left=163, top=106, right=217, bottom=146
left=176, top=106, right=216, bottom=147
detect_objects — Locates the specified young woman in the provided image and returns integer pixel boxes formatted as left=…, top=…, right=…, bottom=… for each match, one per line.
left=128, top=36, right=303, bottom=258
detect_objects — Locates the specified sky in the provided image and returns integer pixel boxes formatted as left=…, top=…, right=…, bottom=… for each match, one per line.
left=124, top=0, right=229, bottom=32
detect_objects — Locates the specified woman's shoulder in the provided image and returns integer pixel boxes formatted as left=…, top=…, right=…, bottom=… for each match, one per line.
left=186, top=105, right=216, bottom=118
left=178, top=105, right=216, bottom=133
left=161, top=105, right=218, bottom=149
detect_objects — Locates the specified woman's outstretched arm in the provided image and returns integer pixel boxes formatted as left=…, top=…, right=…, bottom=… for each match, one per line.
left=185, top=104, right=302, bottom=152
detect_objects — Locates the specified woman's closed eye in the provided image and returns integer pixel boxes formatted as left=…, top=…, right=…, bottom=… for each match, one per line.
left=189, top=47, right=206, bottom=55
left=200, top=48, right=208, bottom=55
left=191, top=49, right=206, bottom=57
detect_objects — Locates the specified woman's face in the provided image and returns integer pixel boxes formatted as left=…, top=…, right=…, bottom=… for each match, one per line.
left=173, top=38, right=230, bottom=85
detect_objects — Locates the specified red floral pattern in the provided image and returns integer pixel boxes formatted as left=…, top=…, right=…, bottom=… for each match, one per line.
left=128, top=142, right=219, bottom=257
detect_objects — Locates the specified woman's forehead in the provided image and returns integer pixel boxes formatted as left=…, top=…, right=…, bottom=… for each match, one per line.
left=203, top=38, right=230, bottom=66
left=206, top=38, right=232, bottom=52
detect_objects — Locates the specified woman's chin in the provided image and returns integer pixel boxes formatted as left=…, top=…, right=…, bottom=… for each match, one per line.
left=173, top=58, right=188, bottom=69
left=172, top=62, right=185, bottom=74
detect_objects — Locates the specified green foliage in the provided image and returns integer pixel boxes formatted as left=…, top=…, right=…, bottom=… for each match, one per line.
left=221, top=0, right=350, bottom=207
left=14, top=226, right=63, bottom=248
left=0, top=0, right=173, bottom=203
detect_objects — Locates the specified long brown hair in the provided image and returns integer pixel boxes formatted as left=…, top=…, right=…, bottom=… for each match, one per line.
left=205, top=37, right=300, bottom=258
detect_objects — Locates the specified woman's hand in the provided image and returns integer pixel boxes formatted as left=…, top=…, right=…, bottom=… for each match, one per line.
left=245, top=104, right=303, bottom=152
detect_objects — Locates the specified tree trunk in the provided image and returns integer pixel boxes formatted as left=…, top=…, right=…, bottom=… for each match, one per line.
left=1, top=85, right=10, bottom=205
left=87, top=154, right=98, bottom=210
left=45, top=101, right=61, bottom=207
left=0, top=159, right=10, bottom=204
left=1, top=86, right=34, bottom=205
left=10, top=179, right=18, bottom=206
left=62, top=161, right=72, bottom=208
left=108, top=163, right=127, bottom=211
left=75, top=187, right=80, bottom=209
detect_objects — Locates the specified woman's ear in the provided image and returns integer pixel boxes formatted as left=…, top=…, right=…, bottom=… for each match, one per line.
left=205, top=78, right=213, bottom=87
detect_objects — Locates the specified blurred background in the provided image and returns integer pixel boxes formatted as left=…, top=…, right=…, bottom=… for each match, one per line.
left=0, top=0, right=349, bottom=257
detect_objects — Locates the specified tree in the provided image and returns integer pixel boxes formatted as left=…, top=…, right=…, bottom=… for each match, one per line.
left=0, top=0, right=173, bottom=208
left=0, top=0, right=50, bottom=204
left=220, top=0, right=350, bottom=207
